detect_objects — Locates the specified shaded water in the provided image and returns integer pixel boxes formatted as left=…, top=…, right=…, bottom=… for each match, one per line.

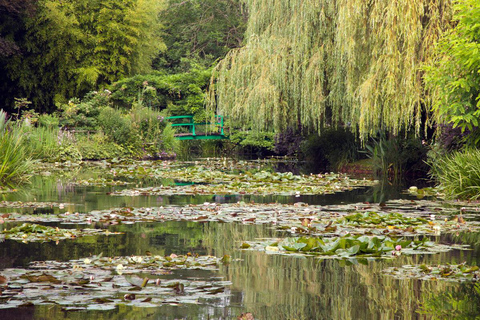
left=0, top=165, right=479, bottom=319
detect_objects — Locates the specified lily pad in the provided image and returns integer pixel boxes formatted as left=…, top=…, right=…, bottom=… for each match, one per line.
left=243, top=234, right=467, bottom=259
left=1, top=223, right=122, bottom=242
left=0, top=253, right=230, bottom=309
left=384, top=263, right=480, bottom=282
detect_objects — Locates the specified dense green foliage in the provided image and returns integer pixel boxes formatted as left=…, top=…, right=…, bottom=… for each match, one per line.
left=0, top=0, right=164, bottom=112
left=364, top=134, right=429, bottom=181
left=109, top=67, right=212, bottom=120
left=0, top=111, right=32, bottom=185
left=429, top=148, right=480, bottom=199
left=156, top=0, right=247, bottom=72
left=54, top=92, right=177, bottom=160
left=425, top=0, right=480, bottom=145
left=208, top=0, right=452, bottom=140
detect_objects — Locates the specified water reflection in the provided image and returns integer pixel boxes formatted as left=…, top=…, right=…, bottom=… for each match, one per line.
left=0, top=166, right=478, bottom=319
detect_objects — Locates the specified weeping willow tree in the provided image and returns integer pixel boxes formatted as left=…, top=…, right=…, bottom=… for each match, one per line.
left=208, top=0, right=453, bottom=140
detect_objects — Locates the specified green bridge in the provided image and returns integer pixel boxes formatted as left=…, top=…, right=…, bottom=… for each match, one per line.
left=166, top=115, right=228, bottom=140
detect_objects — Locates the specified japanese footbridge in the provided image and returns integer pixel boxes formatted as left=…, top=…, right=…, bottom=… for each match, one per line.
left=166, top=115, right=228, bottom=140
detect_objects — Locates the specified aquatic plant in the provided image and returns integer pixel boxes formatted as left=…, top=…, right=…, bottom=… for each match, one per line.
left=0, top=111, right=32, bottom=186
left=384, top=263, right=480, bottom=282
left=246, top=234, right=447, bottom=259
left=0, top=253, right=230, bottom=309
left=429, top=148, right=480, bottom=200
left=1, top=223, right=122, bottom=242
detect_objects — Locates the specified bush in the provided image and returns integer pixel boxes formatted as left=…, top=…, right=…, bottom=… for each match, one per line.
left=109, top=67, right=211, bottom=118
left=229, top=130, right=275, bottom=158
left=97, top=107, right=136, bottom=146
left=429, top=148, right=480, bottom=200
left=37, top=113, right=60, bottom=128
left=58, top=91, right=112, bottom=130
left=76, top=133, right=125, bottom=160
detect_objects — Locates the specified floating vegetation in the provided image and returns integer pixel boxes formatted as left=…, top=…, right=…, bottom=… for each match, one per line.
left=244, top=235, right=467, bottom=259
left=109, top=171, right=376, bottom=196
left=340, top=211, right=429, bottom=227
left=72, top=178, right=132, bottom=187
left=384, top=264, right=480, bottom=282
left=0, top=253, right=230, bottom=309
left=0, top=201, right=70, bottom=209
left=1, top=223, right=122, bottom=243
left=407, top=186, right=444, bottom=199
left=3, top=200, right=480, bottom=238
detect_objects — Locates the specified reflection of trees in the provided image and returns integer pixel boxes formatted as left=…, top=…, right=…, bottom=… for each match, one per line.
left=204, top=222, right=462, bottom=319
left=442, top=232, right=480, bottom=258
left=418, top=283, right=480, bottom=320
left=0, top=221, right=208, bottom=268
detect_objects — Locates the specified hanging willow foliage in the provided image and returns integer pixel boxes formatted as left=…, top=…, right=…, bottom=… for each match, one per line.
left=207, top=0, right=453, bottom=140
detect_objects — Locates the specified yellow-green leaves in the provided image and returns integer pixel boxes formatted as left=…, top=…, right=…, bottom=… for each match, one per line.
left=208, top=0, right=453, bottom=141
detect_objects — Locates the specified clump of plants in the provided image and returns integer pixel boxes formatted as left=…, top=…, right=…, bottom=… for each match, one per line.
left=301, top=128, right=360, bottom=173
left=0, top=110, right=33, bottom=186
left=363, top=133, right=428, bottom=182
left=55, top=90, right=177, bottom=160
left=429, top=148, right=480, bottom=200
left=250, top=234, right=432, bottom=258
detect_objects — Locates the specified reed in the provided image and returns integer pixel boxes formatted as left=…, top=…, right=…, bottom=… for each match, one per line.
left=430, top=148, right=480, bottom=200
left=0, top=111, right=32, bottom=186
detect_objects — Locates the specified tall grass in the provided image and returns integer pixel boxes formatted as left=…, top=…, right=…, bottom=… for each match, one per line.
left=22, top=126, right=59, bottom=160
left=429, top=148, right=480, bottom=200
left=0, top=111, right=32, bottom=186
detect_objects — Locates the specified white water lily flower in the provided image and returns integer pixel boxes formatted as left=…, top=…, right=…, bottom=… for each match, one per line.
left=132, top=256, right=143, bottom=263
left=265, top=246, right=279, bottom=252
left=84, top=258, right=91, bottom=264
left=116, top=264, right=124, bottom=274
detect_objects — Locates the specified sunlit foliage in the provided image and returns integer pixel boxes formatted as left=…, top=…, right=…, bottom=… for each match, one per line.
left=208, top=0, right=452, bottom=140
left=424, top=0, right=480, bottom=145
left=1, top=0, right=165, bottom=112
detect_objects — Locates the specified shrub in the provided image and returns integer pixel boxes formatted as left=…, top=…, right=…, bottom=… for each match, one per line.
left=76, top=133, right=125, bottom=160
left=109, top=67, right=211, bottom=118
left=37, top=113, right=60, bottom=128
left=97, top=107, right=136, bottom=146
left=22, top=126, right=59, bottom=160
left=429, top=148, right=480, bottom=200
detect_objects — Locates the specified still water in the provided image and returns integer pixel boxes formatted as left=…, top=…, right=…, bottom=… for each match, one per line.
left=0, top=163, right=479, bottom=319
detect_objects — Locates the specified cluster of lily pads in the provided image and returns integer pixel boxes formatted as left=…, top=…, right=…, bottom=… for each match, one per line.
left=240, top=234, right=465, bottom=259
left=0, top=201, right=68, bottom=209
left=2, top=199, right=479, bottom=240
left=0, top=253, right=231, bottom=310
left=384, top=263, right=480, bottom=282
left=1, top=223, right=122, bottom=243
left=109, top=169, right=376, bottom=196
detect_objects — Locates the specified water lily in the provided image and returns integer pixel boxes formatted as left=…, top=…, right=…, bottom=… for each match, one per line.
left=395, top=245, right=402, bottom=251
left=131, top=256, right=143, bottom=263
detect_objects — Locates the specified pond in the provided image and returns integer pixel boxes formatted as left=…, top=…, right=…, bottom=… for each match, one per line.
left=0, top=159, right=479, bottom=319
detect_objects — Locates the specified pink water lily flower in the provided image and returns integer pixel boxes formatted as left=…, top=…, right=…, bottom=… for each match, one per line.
left=395, top=245, right=402, bottom=251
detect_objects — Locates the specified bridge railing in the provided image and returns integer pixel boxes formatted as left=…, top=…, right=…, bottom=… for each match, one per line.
left=165, top=115, right=226, bottom=139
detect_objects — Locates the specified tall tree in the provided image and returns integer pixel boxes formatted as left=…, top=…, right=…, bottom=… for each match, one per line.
left=0, top=0, right=165, bottom=113
left=424, top=0, right=480, bottom=145
left=208, top=0, right=453, bottom=141
left=0, top=0, right=37, bottom=111
left=156, top=0, right=247, bottom=72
